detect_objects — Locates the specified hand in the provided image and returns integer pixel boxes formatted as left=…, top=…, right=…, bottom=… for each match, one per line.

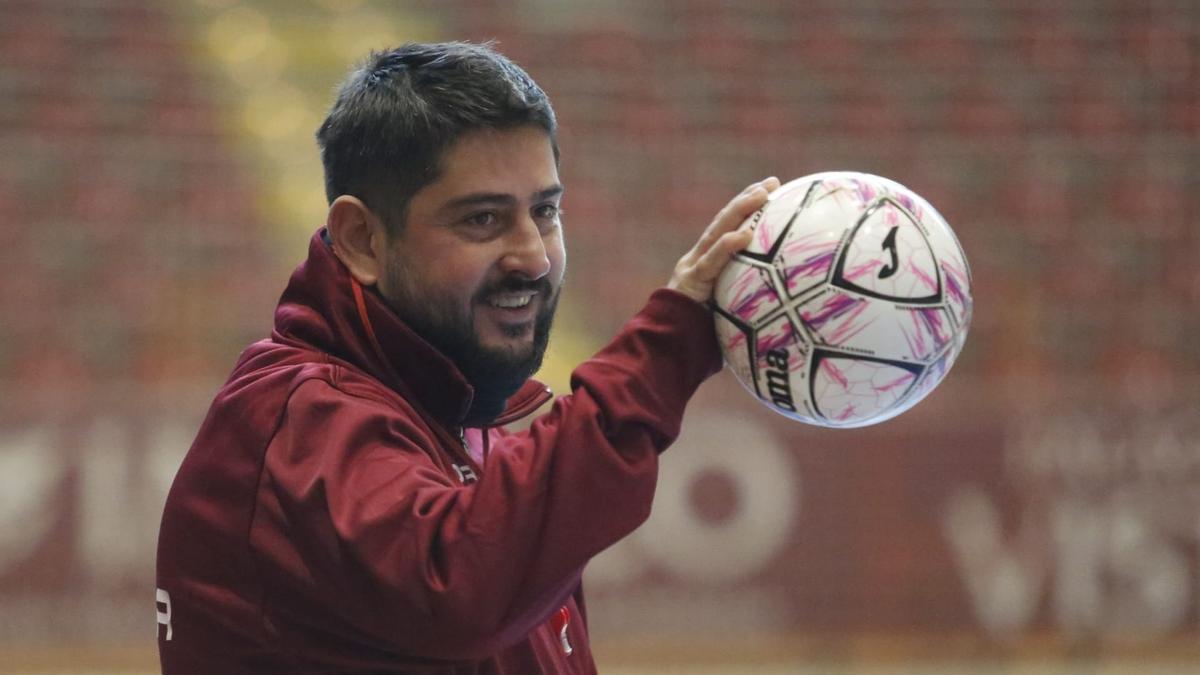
left=667, top=176, right=781, bottom=303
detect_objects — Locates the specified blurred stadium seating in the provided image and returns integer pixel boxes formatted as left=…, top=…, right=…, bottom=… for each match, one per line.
left=0, top=0, right=1197, bottom=672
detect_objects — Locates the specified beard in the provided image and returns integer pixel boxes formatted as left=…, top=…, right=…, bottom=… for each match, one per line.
left=380, top=263, right=559, bottom=426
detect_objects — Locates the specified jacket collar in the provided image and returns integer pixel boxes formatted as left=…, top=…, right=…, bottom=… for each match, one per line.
left=272, top=228, right=549, bottom=429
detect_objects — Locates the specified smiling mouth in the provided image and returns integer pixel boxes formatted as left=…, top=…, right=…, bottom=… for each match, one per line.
left=488, top=292, right=536, bottom=309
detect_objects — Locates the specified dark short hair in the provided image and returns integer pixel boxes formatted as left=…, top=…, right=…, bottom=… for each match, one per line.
left=316, top=42, right=558, bottom=233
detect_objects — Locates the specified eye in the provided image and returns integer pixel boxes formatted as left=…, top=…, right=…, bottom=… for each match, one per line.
left=534, top=203, right=561, bottom=220
left=465, top=211, right=498, bottom=228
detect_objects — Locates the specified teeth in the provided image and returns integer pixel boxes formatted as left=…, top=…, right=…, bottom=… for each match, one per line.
left=491, top=293, right=534, bottom=309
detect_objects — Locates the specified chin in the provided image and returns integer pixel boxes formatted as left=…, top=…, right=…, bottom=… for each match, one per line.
left=488, top=338, right=536, bottom=361
left=480, top=321, right=535, bottom=344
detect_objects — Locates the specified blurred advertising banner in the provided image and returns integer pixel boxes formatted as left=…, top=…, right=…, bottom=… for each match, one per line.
left=585, top=380, right=1200, bottom=648
left=2, top=378, right=1198, bottom=650
left=0, top=386, right=205, bottom=644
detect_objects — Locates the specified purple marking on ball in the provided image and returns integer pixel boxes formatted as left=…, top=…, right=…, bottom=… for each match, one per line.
left=910, top=262, right=938, bottom=292
left=901, top=320, right=925, bottom=359
left=804, top=293, right=863, bottom=329
left=784, top=250, right=836, bottom=288
left=917, top=308, right=948, bottom=347
left=853, top=179, right=879, bottom=204
left=728, top=271, right=777, bottom=323
left=874, top=371, right=916, bottom=393
left=756, top=221, right=776, bottom=251
left=895, top=193, right=919, bottom=216
left=820, top=358, right=849, bottom=388
left=827, top=303, right=874, bottom=344
left=845, top=259, right=884, bottom=281
left=833, top=404, right=859, bottom=422
left=755, top=324, right=794, bottom=355
left=944, top=265, right=967, bottom=307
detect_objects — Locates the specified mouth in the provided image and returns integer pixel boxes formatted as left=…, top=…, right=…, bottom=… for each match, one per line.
left=475, top=277, right=553, bottom=338
left=487, top=291, right=537, bottom=310
left=481, top=290, right=540, bottom=331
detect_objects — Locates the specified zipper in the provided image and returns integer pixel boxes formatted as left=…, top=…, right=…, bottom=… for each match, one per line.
left=456, top=384, right=552, bottom=474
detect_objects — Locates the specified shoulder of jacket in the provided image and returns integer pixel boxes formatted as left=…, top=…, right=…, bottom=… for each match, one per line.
left=283, top=362, right=409, bottom=413
left=240, top=344, right=441, bottom=448
left=277, top=367, right=457, bottom=476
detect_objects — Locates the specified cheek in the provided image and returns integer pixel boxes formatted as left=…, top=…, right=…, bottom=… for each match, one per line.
left=390, top=250, right=477, bottom=308
left=444, top=255, right=499, bottom=302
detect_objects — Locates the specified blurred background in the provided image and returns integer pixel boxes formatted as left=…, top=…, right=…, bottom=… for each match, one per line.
left=0, top=0, right=1197, bottom=672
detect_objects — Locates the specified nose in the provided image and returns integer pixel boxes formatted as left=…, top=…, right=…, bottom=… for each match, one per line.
left=499, top=216, right=551, bottom=280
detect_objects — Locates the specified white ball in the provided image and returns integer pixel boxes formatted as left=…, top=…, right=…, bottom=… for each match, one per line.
left=713, top=171, right=973, bottom=428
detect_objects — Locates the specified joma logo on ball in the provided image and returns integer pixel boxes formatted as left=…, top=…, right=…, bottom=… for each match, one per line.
left=764, top=348, right=797, bottom=412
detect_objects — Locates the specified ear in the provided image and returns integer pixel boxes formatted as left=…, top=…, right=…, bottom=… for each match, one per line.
left=326, top=196, right=388, bottom=286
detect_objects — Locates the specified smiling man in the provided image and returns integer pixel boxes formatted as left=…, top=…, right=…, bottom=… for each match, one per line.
left=156, top=42, right=776, bottom=674
left=341, top=124, right=567, bottom=426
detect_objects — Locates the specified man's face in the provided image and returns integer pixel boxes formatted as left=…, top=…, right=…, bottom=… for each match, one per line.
left=376, top=126, right=565, bottom=419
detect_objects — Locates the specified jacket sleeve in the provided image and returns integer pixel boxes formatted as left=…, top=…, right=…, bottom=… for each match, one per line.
left=254, top=289, right=723, bottom=660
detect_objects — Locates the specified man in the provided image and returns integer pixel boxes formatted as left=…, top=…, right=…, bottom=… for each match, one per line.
left=156, top=41, right=778, bottom=673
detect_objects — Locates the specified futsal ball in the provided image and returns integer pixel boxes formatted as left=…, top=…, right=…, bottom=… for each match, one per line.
left=713, top=171, right=972, bottom=428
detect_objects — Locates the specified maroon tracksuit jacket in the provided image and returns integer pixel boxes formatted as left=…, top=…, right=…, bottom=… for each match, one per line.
left=156, top=230, right=722, bottom=673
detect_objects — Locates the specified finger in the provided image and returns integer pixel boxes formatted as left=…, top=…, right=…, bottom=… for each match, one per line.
left=737, top=177, right=775, bottom=197
left=702, top=184, right=768, bottom=245
left=720, top=176, right=779, bottom=229
left=694, top=184, right=771, bottom=256
left=744, top=175, right=779, bottom=192
left=687, top=177, right=778, bottom=262
left=690, top=228, right=754, bottom=283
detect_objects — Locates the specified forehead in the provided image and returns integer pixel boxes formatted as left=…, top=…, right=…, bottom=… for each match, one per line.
left=425, top=126, right=559, bottom=200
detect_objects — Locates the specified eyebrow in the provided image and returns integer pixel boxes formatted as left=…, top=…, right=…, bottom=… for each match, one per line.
left=439, top=185, right=564, bottom=213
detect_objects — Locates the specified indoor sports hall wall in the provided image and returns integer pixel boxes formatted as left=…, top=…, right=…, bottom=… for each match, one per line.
left=0, top=0, right=1196, bottom=671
